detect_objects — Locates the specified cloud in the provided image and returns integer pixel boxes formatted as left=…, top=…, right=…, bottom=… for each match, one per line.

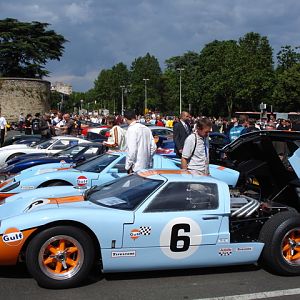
left=2, top=0, right=300, bottom=91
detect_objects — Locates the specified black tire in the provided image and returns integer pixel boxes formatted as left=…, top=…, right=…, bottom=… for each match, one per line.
left=26, top=226, right=95, bottom=289
left=6, top=153, right=25, bottom=161
left=46, top=181, right=72, bottom=187
left=259, top=211, right=300, bottom=275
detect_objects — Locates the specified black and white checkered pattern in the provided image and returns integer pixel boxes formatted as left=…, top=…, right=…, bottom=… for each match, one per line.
left=219, top=250, right=232, bottom=256
left=139, top=226, right=151, bottom=235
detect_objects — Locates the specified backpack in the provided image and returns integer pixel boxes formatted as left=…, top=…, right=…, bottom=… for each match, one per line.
left=32, top=118, right=41, bottom=133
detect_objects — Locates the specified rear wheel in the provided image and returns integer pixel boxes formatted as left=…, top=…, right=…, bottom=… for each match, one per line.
left=6, top=153, right=25, bottom=161
left=46, top=181, right=72, bottom=187
left=259, top=211, right=300, bottom=275
left=26, top=226, right=95, bottom=289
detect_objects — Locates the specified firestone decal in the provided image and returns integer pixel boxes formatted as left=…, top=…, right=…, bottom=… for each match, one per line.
left=21, top=186, right=35, bottom=190
left=111, top=251, right=136, bottom=258
left=2, top=228, right=24, bottom=246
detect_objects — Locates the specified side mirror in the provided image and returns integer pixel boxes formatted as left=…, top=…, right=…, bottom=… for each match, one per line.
left=108, top=168, right=118, bottom=174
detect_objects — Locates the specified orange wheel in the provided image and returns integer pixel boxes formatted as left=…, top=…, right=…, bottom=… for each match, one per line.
left=281, top=228, right=300, bottom=265
left=26, top=226, right=95, bottom=289
left=39, top=235, right=84, bottom=280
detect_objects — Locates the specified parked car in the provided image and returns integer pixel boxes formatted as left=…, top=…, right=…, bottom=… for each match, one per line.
left=156, top=132, right=230, bottom=162
left=222, top=130, right=300, bottom=210
left=0, top=169, right=299, bottom=288
left=0, top=152, right=239, bottom=201
left=0, top=136, right=89, bottom=167
left=0, top=143, right=105, bottom=180
left=2, top=134, right=42, bottom=147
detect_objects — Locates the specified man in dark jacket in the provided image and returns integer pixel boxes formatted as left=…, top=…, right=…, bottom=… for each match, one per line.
left=173, top=111, right=191, bottom=158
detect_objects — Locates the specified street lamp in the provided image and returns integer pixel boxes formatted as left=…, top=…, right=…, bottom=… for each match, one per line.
left=120, top=85, right=125, bottom=116
left=143, top=78, right=149, bottom=114
left=80, top=99, right=83, bottom=111
left=176, top=68, right=184, bottom=114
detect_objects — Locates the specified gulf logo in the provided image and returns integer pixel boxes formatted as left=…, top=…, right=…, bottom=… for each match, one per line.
left=2, top=227, right=24, bottom=246
left=130, top=229, right=141, bottom=240
left=77, top=175, right=88, bottom=187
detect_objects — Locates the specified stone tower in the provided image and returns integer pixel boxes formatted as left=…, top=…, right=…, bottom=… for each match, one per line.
left=0, top=78, right=51, bottom=121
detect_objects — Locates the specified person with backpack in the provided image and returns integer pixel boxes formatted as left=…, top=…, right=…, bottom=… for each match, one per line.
left=32, top=113, right=41, bottom=135
left=181, top=117, right=212, bottom=175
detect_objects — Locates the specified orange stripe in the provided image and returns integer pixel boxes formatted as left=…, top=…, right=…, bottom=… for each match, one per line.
left=48, top=195, right=84, bottom=204
left=0, top=179, right=13, bottom=189
left=0, top=193, right=16, bottom=201
left=0, top=228, right=37, bottom=265
left=138, top=169, right=193, bottom=177
left=114, top=127, right=119, bottom=146
left=217, top=166, right=226, bottom=170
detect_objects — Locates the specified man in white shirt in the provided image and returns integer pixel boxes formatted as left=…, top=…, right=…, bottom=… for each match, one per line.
left=124, top=110, right=157, bottom=173
left=0, top=113, right=7, bottom=147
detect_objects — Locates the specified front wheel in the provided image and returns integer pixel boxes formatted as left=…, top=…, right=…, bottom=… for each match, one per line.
left=26, top=226, right=95, bottom=289
left=259, top=211, right=300, bottom=275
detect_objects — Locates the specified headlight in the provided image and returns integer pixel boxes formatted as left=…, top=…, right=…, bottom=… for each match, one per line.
left=1, top=181, right=20, bottom=192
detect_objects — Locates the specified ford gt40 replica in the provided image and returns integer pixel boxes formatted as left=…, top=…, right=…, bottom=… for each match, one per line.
left=0, top=169, right=299, bottom=289
left=0, top=136, right=90, bottom=167
left=0, top=152, right=240, bottom=201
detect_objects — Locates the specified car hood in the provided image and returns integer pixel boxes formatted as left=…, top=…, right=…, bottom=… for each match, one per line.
left=0, top=186, right=88, bottom=220
left=0, top=144, right=31, bottom=151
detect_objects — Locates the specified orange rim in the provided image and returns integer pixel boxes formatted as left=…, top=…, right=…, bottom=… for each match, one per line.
left=38, top=235, right=84, bottom=280
left=281, top=229, right=300, bottom=265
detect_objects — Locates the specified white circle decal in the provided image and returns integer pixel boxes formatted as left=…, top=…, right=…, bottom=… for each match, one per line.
left=160, top=217, right=202, bottom=259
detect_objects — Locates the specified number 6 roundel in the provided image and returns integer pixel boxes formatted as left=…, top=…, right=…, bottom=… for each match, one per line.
left=160, top=217, right=202, bottom=259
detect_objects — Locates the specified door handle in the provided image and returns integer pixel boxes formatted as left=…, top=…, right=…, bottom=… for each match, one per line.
left=202, top=216, right=219, bottom=220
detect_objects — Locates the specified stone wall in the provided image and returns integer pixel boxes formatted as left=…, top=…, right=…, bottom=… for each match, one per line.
left=0, top=78, right=51, bottom=122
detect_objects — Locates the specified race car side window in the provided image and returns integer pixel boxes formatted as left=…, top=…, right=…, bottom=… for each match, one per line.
left=113, top=157, right=127, bottom=173
left=145, top=182, right=218, bottom=212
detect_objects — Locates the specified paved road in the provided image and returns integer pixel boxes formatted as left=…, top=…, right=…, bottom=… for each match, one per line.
left=1, top=263, right=300, bottom=300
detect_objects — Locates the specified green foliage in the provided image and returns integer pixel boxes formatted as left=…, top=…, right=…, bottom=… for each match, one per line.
left=129, top=53, right=162, bottom=114
left=0, top=18, right=67, bottom=78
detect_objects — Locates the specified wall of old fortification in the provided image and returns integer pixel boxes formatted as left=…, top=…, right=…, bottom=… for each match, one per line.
left=0, top=78, right=51, bottom=122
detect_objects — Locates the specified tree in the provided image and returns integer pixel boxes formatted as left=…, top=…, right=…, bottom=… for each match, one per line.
left=0, top=18, right=67, bottom=78
left=237, top=32, right=274, bottom=111
left=272, top=64, right=300, bottom=111
left=199, top=40, right=241, bottom=116
left=129, top=53, right=162, bottom=114
left=276, top=45, right=300, bottom=72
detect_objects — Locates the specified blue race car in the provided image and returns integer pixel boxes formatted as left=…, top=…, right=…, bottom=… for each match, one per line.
left=0, top=151, right=240, bottom=201
left=0, top=153, right=181, bottom=199
left=0, top=143, right=105, bottom=181
left=0, top=169, right=299, bottom=289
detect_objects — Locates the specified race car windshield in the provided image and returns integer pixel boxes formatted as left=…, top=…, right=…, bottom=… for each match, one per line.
left=76, top=153, right=118, bottom=173
left=53, top=145, right=86, bottom=158
left=88, top=174, right=164, bottom=210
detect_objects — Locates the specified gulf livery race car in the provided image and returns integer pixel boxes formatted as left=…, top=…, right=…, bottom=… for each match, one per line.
left=0, top=151, right=240, bottom=201
left=0, top=169, right=299, bottom=289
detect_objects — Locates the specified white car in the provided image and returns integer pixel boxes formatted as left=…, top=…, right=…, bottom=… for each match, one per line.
left=0, top=136, right=90, bottom=167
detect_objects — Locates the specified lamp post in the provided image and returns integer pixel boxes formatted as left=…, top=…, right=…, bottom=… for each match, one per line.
left=120, top=85, right=125, bottom=116
left=143, top=78, right=149, bottom=114
left=176, top=68, right=184, bottom=114
left=80, top=99, right=83, bottom=112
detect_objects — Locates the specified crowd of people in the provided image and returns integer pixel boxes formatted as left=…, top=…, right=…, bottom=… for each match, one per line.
left=1, top=109, right=300, bottom=176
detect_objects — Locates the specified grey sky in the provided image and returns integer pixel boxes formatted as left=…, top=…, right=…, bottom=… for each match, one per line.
left=1, top=0, right=300, bottom=91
